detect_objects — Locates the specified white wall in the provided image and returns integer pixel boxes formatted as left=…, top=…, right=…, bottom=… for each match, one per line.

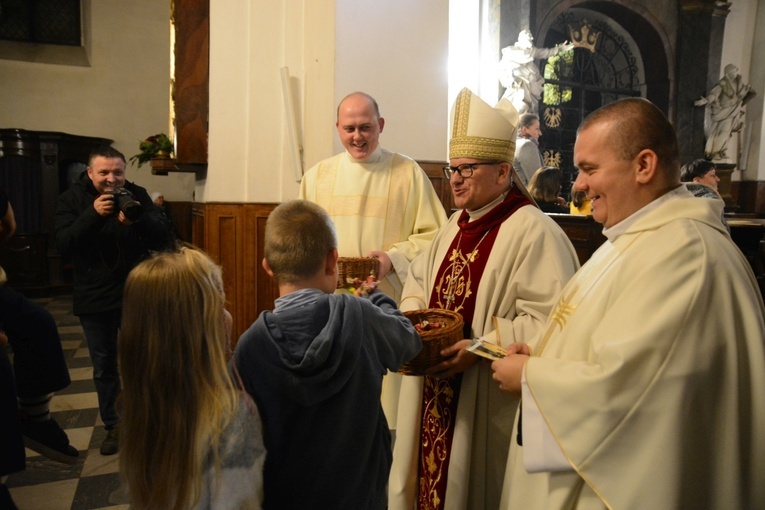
left=334, top=0, right=450, bottom=162
left=0, top=0, right=195, bottom=201
left=205, top=0, right=449, bottom=203
left=205, top=0, right=336, bottom=203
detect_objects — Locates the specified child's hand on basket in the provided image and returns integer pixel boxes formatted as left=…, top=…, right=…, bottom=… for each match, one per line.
left=353, top=275, right=379, bottom=297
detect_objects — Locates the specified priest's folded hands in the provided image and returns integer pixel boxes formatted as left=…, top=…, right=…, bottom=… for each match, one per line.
left=425, top=339, right=479, bottom=378
left=490, top=342, right=532, bottom=395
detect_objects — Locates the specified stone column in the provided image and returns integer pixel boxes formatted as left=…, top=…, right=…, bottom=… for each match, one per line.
left=676, top=0, right=728, bottom=164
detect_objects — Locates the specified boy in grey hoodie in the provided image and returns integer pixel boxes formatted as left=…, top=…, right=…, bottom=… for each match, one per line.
left=233, top=199, right=421, bottom=510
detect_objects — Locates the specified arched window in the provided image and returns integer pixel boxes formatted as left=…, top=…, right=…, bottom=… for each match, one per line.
left=538, top=10, right=644, bottom=188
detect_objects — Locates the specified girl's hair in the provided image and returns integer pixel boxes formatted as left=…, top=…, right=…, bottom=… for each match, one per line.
left=118, top=246, right=239, bottom=510
left=528, top=166, right=563, bottom=203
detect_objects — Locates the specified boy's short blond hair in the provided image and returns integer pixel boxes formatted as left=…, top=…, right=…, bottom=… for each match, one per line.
left=264, top=200, right=337, bottom=284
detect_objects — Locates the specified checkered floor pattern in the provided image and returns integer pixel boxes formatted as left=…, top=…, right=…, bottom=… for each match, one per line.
left=3, top=294, right=128, bottom=510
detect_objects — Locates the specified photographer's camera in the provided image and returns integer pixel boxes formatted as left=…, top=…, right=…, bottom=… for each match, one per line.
left=108, top=187, right=142, bottom=221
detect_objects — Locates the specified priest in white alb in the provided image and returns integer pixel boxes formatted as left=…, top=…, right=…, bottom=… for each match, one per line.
left=492, top=97, right=765, bottom=509
left=299, top=91, right=448, bottom=429
left=299, top=92, right=447, bottom=301
left=388, top=88, right=579, bottom=510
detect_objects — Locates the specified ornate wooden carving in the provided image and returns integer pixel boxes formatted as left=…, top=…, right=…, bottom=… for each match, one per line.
left=173, top=0, right=209, bottom=167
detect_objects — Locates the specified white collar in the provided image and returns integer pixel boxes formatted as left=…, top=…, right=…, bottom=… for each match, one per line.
left=467, top=191, right=509, bottom=222
left=344, top=145, right=383, bottom=164
left=602, top=185, right=687, bottom=241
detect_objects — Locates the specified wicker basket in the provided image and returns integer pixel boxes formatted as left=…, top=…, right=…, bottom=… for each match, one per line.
left=336, top=257, right=380, bottom=289
left=398, top=309, right=464, bottom=376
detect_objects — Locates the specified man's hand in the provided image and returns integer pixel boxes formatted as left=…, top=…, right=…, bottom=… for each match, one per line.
left=115, top=210, right=133, bottom=226
left=491, top=345, right=530, bottom=395
left=425, top=339, right=479, bottom=379
left=93, top=194, right=116, bottom=217
left=368, top=250, right=393, bottom=279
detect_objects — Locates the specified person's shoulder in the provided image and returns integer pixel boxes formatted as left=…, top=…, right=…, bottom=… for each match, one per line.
left=57, top=180, right=88, bottom=203
left=235, top=312, right=270, bottom=349
left=507, top=204, right=566, bottom=232
left=124, top=181, right=148, bottom=195
left=515, top=138, right=535, bottom=151
left=304, top=152, right=344, bottom=176
left=686, top=183, right=720, bottom=200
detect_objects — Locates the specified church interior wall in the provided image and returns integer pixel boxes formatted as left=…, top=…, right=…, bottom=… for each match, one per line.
left=0, top=0, right=196, bottom=202
left=334, top=0, right=449, bottom=163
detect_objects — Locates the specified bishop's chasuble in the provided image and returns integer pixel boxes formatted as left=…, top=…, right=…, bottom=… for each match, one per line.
left=502, top=190, right=765, bottom=510
left=389, top=188, right=579, bottom=510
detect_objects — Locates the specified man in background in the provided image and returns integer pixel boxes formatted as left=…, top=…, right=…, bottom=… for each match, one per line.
left=55, top=147, right=174, bottom=455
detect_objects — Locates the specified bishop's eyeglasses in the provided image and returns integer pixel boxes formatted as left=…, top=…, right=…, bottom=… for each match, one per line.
left=443, top=161, right=503, bottom=179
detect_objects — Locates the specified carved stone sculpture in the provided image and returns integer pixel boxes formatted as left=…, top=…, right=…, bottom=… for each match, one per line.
left=694, top=64, right=755, bottom=162
left=498, top=30, right=574, bottom=115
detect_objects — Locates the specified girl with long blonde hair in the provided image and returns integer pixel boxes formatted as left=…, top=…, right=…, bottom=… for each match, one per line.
left=119, top=246, right=265, bottom=509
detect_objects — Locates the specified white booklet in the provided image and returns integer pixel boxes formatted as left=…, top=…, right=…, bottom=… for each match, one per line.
left=466, top=338, right=507, bottom=361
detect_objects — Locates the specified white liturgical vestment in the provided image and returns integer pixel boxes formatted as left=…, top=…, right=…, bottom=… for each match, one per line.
left=389, top=198, right=579, bottom=510
left=502, top=189, right=765, bottom=510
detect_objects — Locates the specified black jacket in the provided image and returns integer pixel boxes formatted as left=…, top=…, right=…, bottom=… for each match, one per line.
left=55, top=172, right=174, bottom=315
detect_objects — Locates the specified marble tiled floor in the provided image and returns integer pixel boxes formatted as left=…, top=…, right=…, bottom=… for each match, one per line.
left=3, top=294, right=129, bottom=510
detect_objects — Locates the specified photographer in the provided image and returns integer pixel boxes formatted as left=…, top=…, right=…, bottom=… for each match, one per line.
left=55, top=146, right=174, bottom=455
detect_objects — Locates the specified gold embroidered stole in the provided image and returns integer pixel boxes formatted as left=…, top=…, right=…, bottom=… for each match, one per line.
left=418, top=232, right=498, bottom=510
left=417, top=189, right=531, bottom=509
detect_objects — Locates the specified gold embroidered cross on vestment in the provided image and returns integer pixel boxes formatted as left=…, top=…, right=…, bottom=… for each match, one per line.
left=440, top=228, right=492, bottom=312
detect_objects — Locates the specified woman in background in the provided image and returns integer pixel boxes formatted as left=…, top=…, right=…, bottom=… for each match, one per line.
left=119, top=246, right=265, bottom=510
left=680, top=159, right=720, bottom=194
left=528, top=166, right=568, bottom=213
left=680, top=159, right=728, bottom=232
left=513, top=113, right=544, bottom=186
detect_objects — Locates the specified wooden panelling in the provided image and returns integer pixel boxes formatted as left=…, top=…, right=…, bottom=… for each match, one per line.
left=546, top=213, right=607, bottom=266
left=164, top=200, right=192, bottom=242
left=418, top=160, right=454, bottom=214
left=732, top=180, right=765, bottom=216
left=192, top=202, right=279, bottom=348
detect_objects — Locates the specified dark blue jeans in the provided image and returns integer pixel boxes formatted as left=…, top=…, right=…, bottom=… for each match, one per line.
left=79, top=310, right=121, bottom=429
left=0, top=286, right=70, bottom=398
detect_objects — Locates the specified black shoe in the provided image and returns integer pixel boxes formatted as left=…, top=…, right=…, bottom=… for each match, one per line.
left=22, top=418, right=79, bottom=465
left=100, top=427, right=119, bottom=456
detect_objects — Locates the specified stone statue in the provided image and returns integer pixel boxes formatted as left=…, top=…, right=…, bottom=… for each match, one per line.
left=694, top=64, right=755, bottom=162
left=498, top=29, right=574, bottom=115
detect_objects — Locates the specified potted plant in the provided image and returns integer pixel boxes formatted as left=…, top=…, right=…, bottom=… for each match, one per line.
left=129, top=133, right=174, bottom=168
